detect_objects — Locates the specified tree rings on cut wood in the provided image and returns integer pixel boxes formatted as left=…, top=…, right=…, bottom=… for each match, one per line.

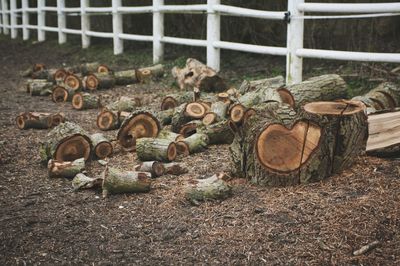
left=64, top=74, right=82, bottom=91
left=52, top=85, right=74, bottom=103
left=134, top=161, right=165, bottom=178
left=102, top=167, right=152, bottom=198
left=51, top=113, right=66, bottom=127
left=39, top=122, right=92, bottom=163
left=83, top=73, right=115, bottom=90
left=117, top=110, right=161, bottom=151
left=161, top=96, right=178, bottom=111
left=136, top=138, right=177, bottom=162
left=179, top=120, right=202, bottom=138
left=83, top=74, right=99, bottom=91
left=54, top=69, right=69, bottom=82
left=160, top=92, right=193, bottom=111
left=97, top=64, right=110, bottom=74
left=48, top=157, right=85, bottom=178
left=97, top=109, right=120, bottom=131
left=72, top=93, right=101, bottom=110
left=229, top=104, right=247, bottom=124
left=175, top=141, right=190, bottom=156
left=90, top=133, right=113, bottom=159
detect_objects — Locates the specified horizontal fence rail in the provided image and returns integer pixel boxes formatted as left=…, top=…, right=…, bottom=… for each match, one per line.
left=0, top=0, right=399, bottom=84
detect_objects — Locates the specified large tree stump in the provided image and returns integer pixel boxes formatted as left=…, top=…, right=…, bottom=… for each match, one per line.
left=16, top=112, right=65, bottom=129
left=172, top=58, right=227, bottom=92
left=39, top=122, right=92, bottom=163
left=134, top=161, right=165, bottom=177
left=185, top=173, right=232, bottom=203
left=48, top=157, right=85, bottom=178
left=83, top=73, right=115, bottom=90
left=90, top=133, right=113, bottom=159
left=117, top=110, right=161, bottom=151
left=72, top=93, right=101, bottom=110
left=102, top=167, right=152, bottom=198
left=287, top=74, right=347, bottom=107
left=136, top=138, right=177, bottom=162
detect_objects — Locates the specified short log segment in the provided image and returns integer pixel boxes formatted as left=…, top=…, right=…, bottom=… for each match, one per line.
left=163, top=162, right=188, bottom=175
left=287, top=74, right=347, bottom=107
left=75, top=62, right=110, bottom=75
left=185, top=102, right=207, bottom=119
left=52, top=85, right=75, bottom=103
left=136, top=138, right=177, bottom=162
left=178, top=133, right=209, bottom=154
left=106, top=96, right=141, bottom=112
left=185, top=173, right=232, bottom=203
left=202, top=101, right=229, bottom=125
left=179, top=120, right=203, bottom=138
left=72, top=93, right=101, bottom=110
left=238, top=75, right=285, bottom=95
left=21, top=63, right=46, bottom=77
left=16, top=112, right=65, bottom=129
left=171, top=104, right=193, bottom=133
left=72, top=173, right=103, bottom=191
left=200, top=120, right=234, bottom=145
left=156, top=108, right=175, bottom=126
left=102, top=167, right=152, bottom=198
left=90, top=133, right=113, bottom=159
left=97, top=110, right=120, bottom=131
left=172, top=58, right=227, bottom=92
left=28, top=80, right=53, bottom=96
left=114, top=69, right=139, bottom=85
left=83, top=73, right=115, bottom=90
left=64, top=74, right=83, bottom=91
left=161, top=92, right=194, bottom=110
left=134, top=161, right=165, bottom=178
left=157, top=129, right=184, bottom=142
left=48, top=157, right=85, bottom=178
left=117, top=110, right=161, bottom=151
left=39, top=122, right=92, bottom=163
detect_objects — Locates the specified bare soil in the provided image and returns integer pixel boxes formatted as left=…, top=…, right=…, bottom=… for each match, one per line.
left=0, top=38, right=399, bottom=265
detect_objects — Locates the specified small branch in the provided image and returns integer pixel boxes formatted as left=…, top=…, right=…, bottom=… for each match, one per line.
left=353, top=241, right=380, bottom=256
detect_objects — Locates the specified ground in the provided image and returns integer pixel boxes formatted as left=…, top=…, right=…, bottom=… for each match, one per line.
left=0, top=36, right=399, bottom=265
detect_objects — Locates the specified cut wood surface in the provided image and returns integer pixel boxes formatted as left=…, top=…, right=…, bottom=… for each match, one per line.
left=72, top=93, right=101, bottom=110
left=52, top=85, right=74, bottom=103
left=83, top=73, right=115, bottom=90
left=39, top=122, right=92, bottom=163
left=64, top=74, right=83, bottom=91
left=48, top=157, right=85, bottom=178
left=16, top=112, right=65, bottom=130
left=185, top=173, right=232, bottom=203
left=117, top=110, right=161, bottom=151
left=179, top=120, right=203, bottom=138
left=97, top=109, right=120, bottom=131
left=366, top=109, right=400, bottom=156
left=134, top=161, right=165, bottom=177
left=136, top=138, right=177, bottom=162
left=161, top=92, right=194, bottom=110
left=138, top=64, right=164, bottom=82
left=185, top=102, right=207, bottom=119
left=203, top=101, right=229, bottom=125
left=90, top=133, right=113, bottom=159
left=172, top=58, right=227, bottom=92
left=102, top=167, right=152, bottom=198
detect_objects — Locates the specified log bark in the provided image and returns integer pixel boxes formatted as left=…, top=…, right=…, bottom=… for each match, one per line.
left=161, top=92, right=194, bottom=110
left=157, top=129, right=184, bottom=142
left=287, top=74, right=347, bottom=107
left=48, top=157, right=85, bottom=178
left=199, top=120, right=234, bottom=145
left=171, top=103, right=193, bottom=133
left=156, top=108, right=175, bottom=126
left=39, top=122, right=92, bottom=163
left=184, top=173, right=232, bottom=203
left=21, top=63, right=46, bottom=77
left=28, top=80, right=53, bottom=96
left=106, top=96, right=141, bottom=112
left=134, top=161, right=165, bottom=177
left=83, top=73, right=115, bottom=91
left=137, top=64, right=164, bottom=83
left=172, top=58, right=227, bottom=92
left=90, top=133, right=113, bottom=159
left=72, top=93, right=101, bottom=110
left=16, top=112, right=65, bottom=130
left=238, top=75, right=285, bottom=94
left=163, top=162, right=188, bottom=175
left=72, top=173, right=103, bottom=191
left=114, top=69, right=140, bottom=85
left=179, top=120, right=203, bottom=138
left=178, top=133, right=209, bottom=154
left=202, top=101, right=229, bottom=125
left=136, top=138, right=177, bottom=162
left=117, top=110, right=161, bottom=151
left=102, top=167, right=151, bottom=198
left=74, top=62, right=110, bottom=75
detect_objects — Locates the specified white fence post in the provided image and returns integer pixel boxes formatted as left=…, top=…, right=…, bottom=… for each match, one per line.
left=207, top=0, right=220, bottom=71
left=37, top=0, right=46, bottom=42
left=57, top=0, right=66, bottom=44
left=10, top=0, right=17, bottom=39
left=286, top=0, right=304, bottom=85
left=22, top=0, right=30, bottom=40
left=153, top=0, right=164, bottom=63
left=81, top=0, right=90, bottom=49
left=1, top=0, right=9, bottom=35
left=112, top=0, right=123, bottom=55
left=0, top=0, right=2, bottom=35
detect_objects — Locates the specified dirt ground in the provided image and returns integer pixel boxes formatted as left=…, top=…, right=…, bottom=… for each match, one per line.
left=0, top=37, right=399, bottom=266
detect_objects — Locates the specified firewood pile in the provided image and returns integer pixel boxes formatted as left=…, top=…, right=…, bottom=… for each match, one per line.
left=16, top=58, right=400, bottom=202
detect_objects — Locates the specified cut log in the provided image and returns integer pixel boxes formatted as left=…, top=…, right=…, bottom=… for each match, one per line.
left=202, top=101, right=229, bottom=125
left=136, top=138, right=177, bottom=162
left=157, top=129, right=184, bottom=142
left=178, top=133, right=209, bottom=154
left=16, top=112, right=64, bottom=130
left=117, top=110, right=161, bottom=151
left=176, top=141, right=190, bottom=156
left=64, top=74, right=83, bottom=91
left=366, top=109, right=400, bottom=157
left=48, top=157, right=85, bottom=178
left=72, top=93, right=101, bottom=110
left=179, top=120, right=203, bottom=138
left=97, top=109, right=120, bottom=131
left=76, top=62, right=110, bottom=75
left=134, top=161, right=165, bottom=177
left=26, top=79, right=47, bottom=93
left=21, top=63, right=46, bottom=77
left=238, top=75, right=285, bottom=94
left=171, top=103, right=193, bottom=133
left=72, top=173, right=103, bottom=191
left=52, top=85, right=75, bottom=103
left=139, top=64, right=164, bottom=79
left=172, top=58, right=227, bottom=92
left=28, top=80, right=53, bottom=96
left=83, top=73, right=115, bottom=90
left=200, top=120, right=234, bottom=145
left=163, top=162, right=188, bottom=175
left=54, top=69, right=69, bottom=83
left=185, top=102, right=207, bottom=119
left=156, top=108, right=175, bottom=126
left=287, top=74, right=347, bottom=107
left=185, top=173, right=232, bottom=203
left=90, top=133, right=113, bottom=159
left=161, top=91, right=194, bottom=110
left=106, top=96, right=141, bottom=112
left=114, top=69, right=140, bottom=85
left=102, top=167, right=152, bottom=198
left=39, top=122, right=92, bottom=163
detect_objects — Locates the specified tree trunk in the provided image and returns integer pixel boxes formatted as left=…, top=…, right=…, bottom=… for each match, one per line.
left=134, top=161, right=165, bottom=177
left=161, top=92, right=194, bottom=110
left=28, top=80, right=53, bottom=96
left=90, top=133, right=113, bottom=159
left=39, top=122, right=92, bottom=163
left=16, top=112, right=65, bottom=129
left=64, top=74, right=83, bottom=91
left=102, top=167, right=151, bottom=198
left=72, top=93, right=101, bottom=110
left=83, top=73, right=115, bottom=90
left=136, top=138, right=177, bottom=162
left=48, top=157, right=85, bottom=178
left=117, top=110, right=161, bottom=151
left=172, top=58, right=227, bottom=92
left=287, top=74, right=347, bottom=107
left=184, top=173, right=232, bottom=203
left=238, top=75, right=285, bottom=94
left=72, top=173, right=103, bottom=191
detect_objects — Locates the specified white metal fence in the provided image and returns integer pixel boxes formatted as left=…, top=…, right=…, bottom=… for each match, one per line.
left=0, top=0, right=399, bottom=84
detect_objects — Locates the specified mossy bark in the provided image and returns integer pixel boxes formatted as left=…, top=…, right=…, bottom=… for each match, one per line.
left=181, top=133, right=209, bottom=154
left=238, top=75, right=285, bottom=94
left=90, top=133, right=113, bottom=159
left=136, top=138, right=176, bottom=162
left=48, top=157, right=85, bottom=178
left=185, top=174, right=232, bottom=203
